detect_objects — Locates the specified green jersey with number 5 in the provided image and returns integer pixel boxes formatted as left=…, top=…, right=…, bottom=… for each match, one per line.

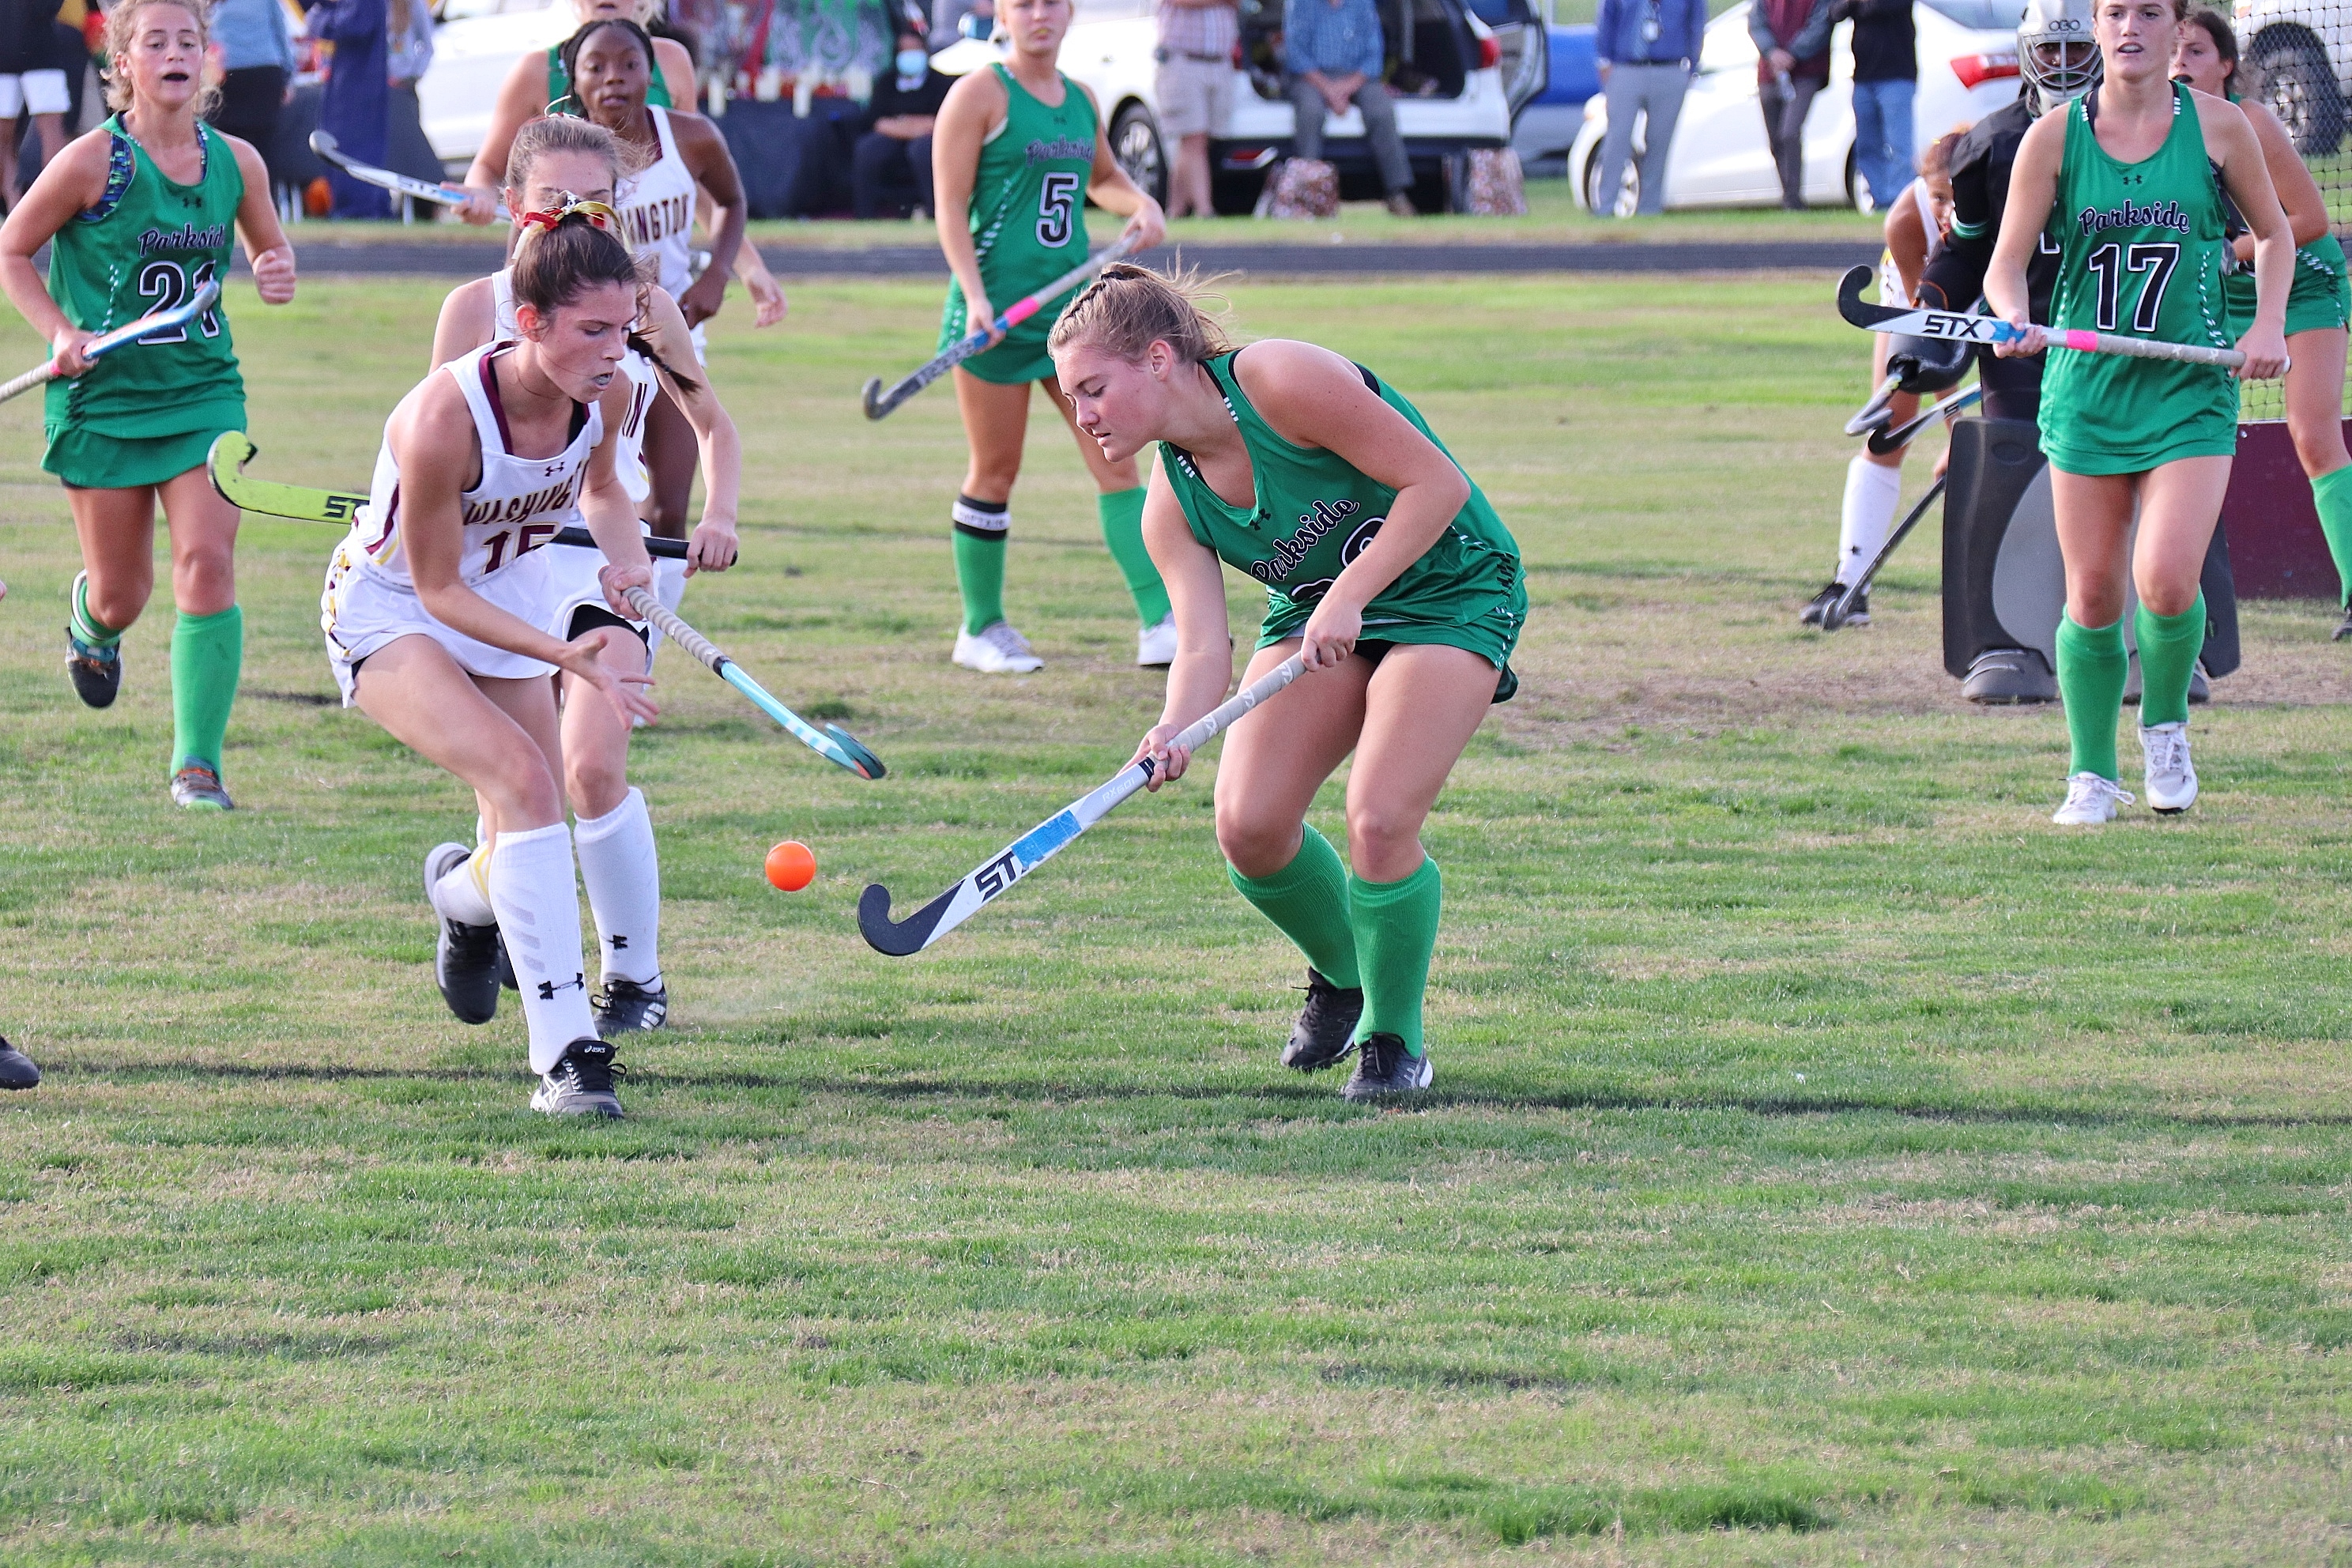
left=2041, top=84, right=2236, bottom=477
left=938, top=62, right=1097, bottom=385
left=45, top=115, right=244, bottom=439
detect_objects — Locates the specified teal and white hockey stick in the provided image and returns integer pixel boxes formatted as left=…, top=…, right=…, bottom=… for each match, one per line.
left=859, top=654, right=1307, bottom=954
left=0, top=279, right=224, bottom=406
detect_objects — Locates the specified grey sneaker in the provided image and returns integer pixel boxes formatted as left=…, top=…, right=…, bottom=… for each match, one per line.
left=169, top=762, right=233, bottom=812
left=1340, top=1032, right=1433, bottom=1101
left=530, top=1039, right=624, bottom=1118
left=952, top=620, right=1043, bottom=673
left=0, top=1038, right=39, bottom=1090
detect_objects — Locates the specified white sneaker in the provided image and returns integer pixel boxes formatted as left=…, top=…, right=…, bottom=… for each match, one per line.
left=952, top=620, right=1043, bottom=673
left=2140, top=721, right=2198, bottom=814
left=2052, top=772, right=2135, bottom=826
left=1136, top=612, right=1178, bottom=668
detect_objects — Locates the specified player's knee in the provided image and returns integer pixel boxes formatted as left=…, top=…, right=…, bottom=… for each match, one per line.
left=86, top=576, right=151, bottom=630
left=566, top=752, right=629, bottom=820
left=2292, top=424, right=2350, bottom=475
left=1345, top=801, right=1426, bottom=870
left=173, top=546, right=236, bottom=604
left=2137, top=579, right=2201, bottom=618
left=493, top=760, right=564, bottom=827
left=1215, top=809, right=1298, bottom=879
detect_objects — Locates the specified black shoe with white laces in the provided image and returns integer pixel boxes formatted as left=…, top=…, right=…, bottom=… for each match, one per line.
left=1280, top=968, right=1363, bottom=1071
left=435, top=918, right=502, bottom=1025
left=0, top=1037, right=39, bottom=1090
left=1799, top=582, right=1841, bottom=627
left=592, top=977, right=669, bottom=1038
left=1340, top=1032, right=1433, bottom=1102
left=531, top=1039, right=624, bottom=1118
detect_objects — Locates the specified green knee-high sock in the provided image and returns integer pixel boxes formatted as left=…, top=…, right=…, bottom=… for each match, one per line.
left=170, top=605, right=242, bottom=774
left=952, top=495, right=1008, bottom=635
left=2314, top=465, right=2352, bottom=607
left=1228, top=826, right=1360, bottom=987
left=1095, top=487, right=1171, bottom=628
left=1348, top=858, right=1442, bottom=1057
left=71, top=575, right=122, bottom=647
left=2056, top=611, right=2128, bottom=782
left=2134, top=591, right=2206, bottom=730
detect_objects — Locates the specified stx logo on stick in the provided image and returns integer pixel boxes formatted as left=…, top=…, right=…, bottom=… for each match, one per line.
left=974, top=852, right=1021, bottom=902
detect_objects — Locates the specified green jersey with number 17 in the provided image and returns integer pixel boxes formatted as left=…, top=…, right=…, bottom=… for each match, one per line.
left=2041, top=83, right=2236, bottom=477
left=937, top=63, right=1095, bottom=383
left=45, top=116, right=245, bottom=439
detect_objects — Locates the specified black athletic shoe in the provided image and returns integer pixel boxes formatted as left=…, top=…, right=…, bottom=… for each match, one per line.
left=1340, top=1032, right=1434, bottom=1102
left=2333, top=606, right=2351, bottom=643
left=592, top=977, right=669, bottom=1038
left=1281, top=967, right=1363, bottom=1071
left=436, top=918, right=502, bottom=1025
left=1799, top=582, right=1841, bottom=627
left=532, top=1038, right=624, bottom=1118
left=66, top=632, right=121, bottom=708
left=0, top=1038, right=39, bottom=1090
left=1839, top=589, right=1870, bottom=628
left=496, top=936, right=518, bottom=991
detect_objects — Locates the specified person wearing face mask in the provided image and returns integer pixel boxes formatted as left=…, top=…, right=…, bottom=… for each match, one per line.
left=854, top=19, right=952, bottom=219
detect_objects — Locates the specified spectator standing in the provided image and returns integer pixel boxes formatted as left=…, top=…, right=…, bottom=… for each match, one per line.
left=1749, top=0, right=1829, bottom=209
left=384, top=0, right=439, bottom=187
left=1283, top=0, right=1413, bottom=217
left=0, top=0, right=66, bottom=209
left=302, top=0, right=391, bottom=217
left=208, top=0, right=296, bottom=193
left=1155, top=0, right=1234, bottom=218
left=1835, top=0, right=1914, bottom=210
left=1589, top=0, right=1705, bottom=216
left=852, top=18, right=949, bottom=217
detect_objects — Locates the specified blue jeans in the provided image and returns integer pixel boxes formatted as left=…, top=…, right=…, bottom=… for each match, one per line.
left=1850, top=77, right=1914, bottom=211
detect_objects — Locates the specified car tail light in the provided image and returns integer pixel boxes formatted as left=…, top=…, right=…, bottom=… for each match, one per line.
left=1951, top=51, right=2019, bottom=88
left=1478, top=33, right=1502, bottom=69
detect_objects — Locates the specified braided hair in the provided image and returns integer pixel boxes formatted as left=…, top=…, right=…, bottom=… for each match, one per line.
left=1049, top=263, right=1237, bottom=365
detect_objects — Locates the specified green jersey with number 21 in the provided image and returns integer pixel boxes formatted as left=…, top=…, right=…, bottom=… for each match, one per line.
left=937, top=63, right=1098, bottom=383
left=46, top=115, right=245, bottom=440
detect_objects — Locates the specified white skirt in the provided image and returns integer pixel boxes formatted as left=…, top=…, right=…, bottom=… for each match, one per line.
left=322, top=542, right=559, bottom=705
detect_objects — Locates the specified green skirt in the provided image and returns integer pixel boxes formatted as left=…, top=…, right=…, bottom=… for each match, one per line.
left=45, top=420, right=238, bottom=491
left=940, top=279, right=1069, bottom=386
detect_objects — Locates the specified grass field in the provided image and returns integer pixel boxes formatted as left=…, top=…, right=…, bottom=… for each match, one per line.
left=0, top=272, right=2347, bottom=1565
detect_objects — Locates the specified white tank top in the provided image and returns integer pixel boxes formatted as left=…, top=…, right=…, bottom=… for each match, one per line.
left=346, top=341, right=604, bottom=591
left=492, top=266, right=656, bottom=504
left=617, top=106, right=696, bottom=298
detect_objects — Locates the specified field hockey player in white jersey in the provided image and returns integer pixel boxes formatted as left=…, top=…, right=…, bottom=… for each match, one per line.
left=431, top=115, right=742, bottom=1040
left=323, top=205, right=658, bottom=1119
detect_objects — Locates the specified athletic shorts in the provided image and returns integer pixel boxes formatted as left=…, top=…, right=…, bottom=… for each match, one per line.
left=2225, top=237, right=2352, bottom=340
left=0, top=70, right=70, bottom=119
left=44, top=421, right=231, bottom=490
left=321, top=543, right=558, bottom=706
left=940, top=277, right=1069, bottom=386
left=1257, top=594, right=1527, bottom=706
left=1155, top=54, right=1234, bottom=141
left=544, top=538, right=686, bottom=647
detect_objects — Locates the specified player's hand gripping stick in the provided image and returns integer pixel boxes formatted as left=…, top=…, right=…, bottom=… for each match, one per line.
left=310, top=131, right=510, bottom=220
left=861, top=231, right=1146, bottom=420
left=858, top=654, right=1309, bottom=956
left=1834, top=266, right=2256, bottom=371
left=615, top=586, right=885, bottom=780
left=0, top=279, right=223, bottom=406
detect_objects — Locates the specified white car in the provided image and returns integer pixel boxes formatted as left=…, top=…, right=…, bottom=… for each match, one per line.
left=937, top=0, right=1548, bottom=213
left=419, top=0, right=579, bottom=172
left=1568, top=0, right=2026, bottom=213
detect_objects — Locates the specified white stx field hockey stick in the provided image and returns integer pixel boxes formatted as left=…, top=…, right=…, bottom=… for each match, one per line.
left=613, top=586, right=887, bottom=779
left=861, top=231, right=1144, bottom=420
left=205, top=432, right=688, bottom=557
left=1822, top=475, right=1947, bottom=633
left=859, top=654, right=1308, bottom=955
left=1865, top=384, right=1981, bottom=457
left=310, top=130, right=511, bottom=221
left=0, top=279, right=223, bottom=405
left=1836, top=266, right=2250, bottom=370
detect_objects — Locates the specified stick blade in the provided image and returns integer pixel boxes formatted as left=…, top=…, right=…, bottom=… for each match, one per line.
left=308, top=129, right=340, bottom=159
left=1835, top=265, right=1894, bottom=330
left=861, top=377, right=887, bottom=420
left=825, top=723, right=887, bottom=780
left=858, top=882, right=952, bottom=956
left=205, top=431, right=256, bottom=505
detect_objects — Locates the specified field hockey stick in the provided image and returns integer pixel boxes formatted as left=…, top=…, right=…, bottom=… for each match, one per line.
left=861, top=231, right=1144, bottom=420
left=1835, top=266, right=2249, bottom=370
left=1821, top=474, right=1947, bottom=632
left=309, top=131, right=511, bottom=221
left=859, top=654, right=1308, bottom=956
left=613, top=586, right=884, bottom=779
left=0, top=279, right=223, bottom=406
left=1843, top=370, right=1905, bottom=435
left=206, top=432, right=689, bottom=555
left=1866, top=384, right=1981, bottom=457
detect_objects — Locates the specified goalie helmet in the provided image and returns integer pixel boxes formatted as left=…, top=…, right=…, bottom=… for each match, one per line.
left=2018, top=0, right=2101, bottom=116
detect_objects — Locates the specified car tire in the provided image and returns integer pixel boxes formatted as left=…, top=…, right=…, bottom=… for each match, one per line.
left=2248, top=28, right=2345, bottom=156
left=1110, top=101, right=1169, bottom=209
left=1580, top=144, right=1638, bottom=217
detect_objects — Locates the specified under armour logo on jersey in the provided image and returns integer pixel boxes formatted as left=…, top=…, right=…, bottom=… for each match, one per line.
left=537, top=972, right=586, bottom=1001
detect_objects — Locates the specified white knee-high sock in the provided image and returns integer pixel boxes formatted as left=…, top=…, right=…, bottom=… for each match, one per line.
left=432, top=848, right=497, bottom=927
left=1837, top=455, right=1905, bottom=586
left=575, top=787, right=661, bottom=986
left=486, top=821, right=594, bottom=1073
